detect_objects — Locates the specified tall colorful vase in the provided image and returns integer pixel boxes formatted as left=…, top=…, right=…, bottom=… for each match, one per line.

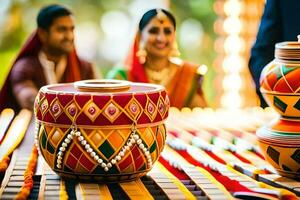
left=258, top=39, right=300, bottom=179
left=34, top=79, right=169, bottom=182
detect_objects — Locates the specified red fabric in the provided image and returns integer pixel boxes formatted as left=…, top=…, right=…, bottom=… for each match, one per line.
left=253, top=151, right=265, bottom=160
left=0, top=31, right=83, bottom=112
left=125, top=35, right=148, bottom=83
left=168, top=130, right=179, bottom=137
left=0, top=31, right=40, bottom=111
left=231, top=152, right=252, bottom=164
left=176, top=150, right=256, bottom=193
left=177, top=149, right=293, bottom=199
left=204, top=150, right=226, bottom=165
left=65, top=48, right=82, bottom=82
left=207, top=129, right=219, bottom=136
left=158, top=156, right=189, bottom=180
left=187, top=130, right=198, bottom=136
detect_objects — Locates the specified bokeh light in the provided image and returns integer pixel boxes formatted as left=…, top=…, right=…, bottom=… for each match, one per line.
left=179, top=18, right=204, bottom=50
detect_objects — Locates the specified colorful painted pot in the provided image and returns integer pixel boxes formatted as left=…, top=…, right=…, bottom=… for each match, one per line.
left=257, top=126, right=300, bottom=179
left=34, top=80, right=169, bottom=181
left=260, top=41, right=300, bottom=117
left=259, top=39, right=300, bottom=179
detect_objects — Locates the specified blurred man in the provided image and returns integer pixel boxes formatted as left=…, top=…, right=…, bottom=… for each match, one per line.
left=0, top=4, right=96, bottom=111
left=249, top=0, right=300, bottom=107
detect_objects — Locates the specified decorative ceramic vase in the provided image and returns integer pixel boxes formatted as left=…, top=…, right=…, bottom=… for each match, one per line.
left=34, top=80, right=169, bottom=182
left=258, top=40, right=300, bottom=179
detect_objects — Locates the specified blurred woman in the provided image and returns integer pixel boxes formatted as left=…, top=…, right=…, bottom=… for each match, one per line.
left=107, top=8, right=207, bottom=108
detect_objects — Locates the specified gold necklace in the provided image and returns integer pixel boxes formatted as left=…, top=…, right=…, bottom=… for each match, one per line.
left=145, top=63, right=177, bottom=86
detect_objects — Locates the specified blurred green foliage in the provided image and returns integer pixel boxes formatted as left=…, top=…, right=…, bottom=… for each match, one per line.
left=0, top=50, right=17, bottom=87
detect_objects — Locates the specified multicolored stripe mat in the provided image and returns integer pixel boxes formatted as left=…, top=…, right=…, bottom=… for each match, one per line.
left=0, top=107, right=299, bottom=200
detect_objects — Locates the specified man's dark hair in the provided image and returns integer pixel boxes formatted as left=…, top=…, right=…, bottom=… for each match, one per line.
left=37, top=4, right=72, bottom=30
left=139, top=8, right=176, bottom=31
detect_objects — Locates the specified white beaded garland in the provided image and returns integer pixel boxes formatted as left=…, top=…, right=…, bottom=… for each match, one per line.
left=90, top=152, right=96, bottom=157
left=133, top=134, right=139, bottom=140
left=65, top=138, right=70, bottom=143
left=75, top=131, right=81, bottom=136
left=87, top=148, right=93, bottom=153
left=55, top=128, right=153, bottom=170
left=115, top=155, right=121, bottom=161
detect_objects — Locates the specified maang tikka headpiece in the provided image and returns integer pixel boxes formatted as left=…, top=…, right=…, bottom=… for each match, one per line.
left=156, top=9, right=167, bottom=22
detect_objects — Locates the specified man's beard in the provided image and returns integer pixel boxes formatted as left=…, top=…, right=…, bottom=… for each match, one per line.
left=47, top=45, right=73, bottom=56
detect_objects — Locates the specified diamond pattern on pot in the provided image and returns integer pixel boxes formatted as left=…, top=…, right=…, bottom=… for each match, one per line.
left=125, top=97, right=143, bottom=121
left=140, top=127, right=155, bottom=149
left=145, top=98, right=157, bottom=122
left=131, top=145, right=146, bottom=171
left=65, top=151, right=79, bottom=170
left=40, top=97, right=49, bottom=117
left=34, top=94, right=41, bottom=112
left=69, top=142, right=82, bottom=158
left=98, top=140, right=116, bottom=160
left=156, top=124, right=166, bottom=153
left=102, top=101, right=122, bottom=123
left=83, top=100, right=101, bottom=122
left=54, top=127, right=153, bottom=172
left=78, top=152, right=96, bottom=171
left=49, top=98, right=63, bottom=120
left=65, top=101, right=79, bottom=121
left=118, top=153, right=134, bottom=171
left=50, top=128, right=65, bottom=147
left=107, top=130, right=125, bottom=150
left=157, top=96, right=167, bottom=118
left=89, top=130, right=104, bottom=146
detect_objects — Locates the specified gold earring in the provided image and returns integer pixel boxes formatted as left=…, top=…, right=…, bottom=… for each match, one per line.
left=136, top=42, right=147, bottom=64
left=169, top=41, right=180, bottom=58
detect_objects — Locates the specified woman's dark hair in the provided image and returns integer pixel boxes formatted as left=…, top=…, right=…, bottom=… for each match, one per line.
left=37, top=4, right=72, bottom=30
left=138, top=8, right=176, bottom=31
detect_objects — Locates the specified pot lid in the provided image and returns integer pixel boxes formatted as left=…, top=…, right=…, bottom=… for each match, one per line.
left=42, top=79, right=164, bottom=94
left=275, top=36, right=300, bottom=61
